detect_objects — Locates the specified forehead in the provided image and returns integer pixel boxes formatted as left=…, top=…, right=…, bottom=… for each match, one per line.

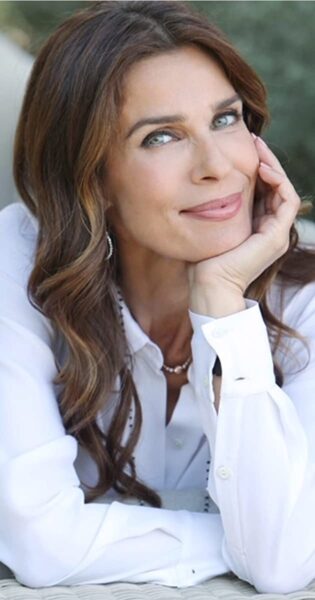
left=120, top=45, right=235, bottom=124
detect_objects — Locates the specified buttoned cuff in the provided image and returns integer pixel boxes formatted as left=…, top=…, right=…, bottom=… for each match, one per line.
left=189, top=300, right=275, bottom=396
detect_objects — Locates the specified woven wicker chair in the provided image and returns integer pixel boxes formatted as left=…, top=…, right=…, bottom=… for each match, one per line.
left=1, top=572, right=315, bottom=600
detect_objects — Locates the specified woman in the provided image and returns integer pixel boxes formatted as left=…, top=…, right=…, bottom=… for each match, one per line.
left=0, top=0, right=315, bottom=593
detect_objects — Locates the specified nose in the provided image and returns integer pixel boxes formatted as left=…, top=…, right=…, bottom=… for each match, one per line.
left=190, top=135, right=233, bottom=183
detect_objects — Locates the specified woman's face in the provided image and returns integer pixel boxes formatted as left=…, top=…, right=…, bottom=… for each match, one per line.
left=106, top=45, right=259, bottom=262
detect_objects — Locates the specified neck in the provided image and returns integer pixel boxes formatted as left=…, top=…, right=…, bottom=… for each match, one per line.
left=116, top=239, right=192, bottom=362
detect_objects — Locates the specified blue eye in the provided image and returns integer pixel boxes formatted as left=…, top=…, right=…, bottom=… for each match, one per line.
left=142, top=130, right=177, bottom=148
left=141, top=110, right=242, bottom=148
left=212, top=110, right=241, bottom=129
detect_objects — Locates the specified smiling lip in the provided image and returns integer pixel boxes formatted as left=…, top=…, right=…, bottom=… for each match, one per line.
left=181, top=192, right=242, bottom=221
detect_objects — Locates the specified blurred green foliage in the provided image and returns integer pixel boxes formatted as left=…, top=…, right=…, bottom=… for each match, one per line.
left=0, top=1, right=87, bottom=53
left=1, top=1, right=314, bottom=218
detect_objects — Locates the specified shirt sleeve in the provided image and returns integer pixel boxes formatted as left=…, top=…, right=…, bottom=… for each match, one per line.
left=0, top=207, right=229, bottom=588
left=189, top=287, right=315, bottom=594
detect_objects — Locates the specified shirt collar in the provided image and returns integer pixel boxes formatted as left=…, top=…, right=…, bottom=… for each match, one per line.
left=117, top=291, right=164, bottom=369
left=119, top=295, right=149, bottom=354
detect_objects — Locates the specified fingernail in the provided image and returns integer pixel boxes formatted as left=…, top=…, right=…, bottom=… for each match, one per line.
left=259, top=161, right=272, bottom=169
left=251, top=132, right=257, bottom=140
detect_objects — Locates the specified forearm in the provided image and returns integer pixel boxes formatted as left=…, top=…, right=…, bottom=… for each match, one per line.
left=190, top=299, right=315, bottom=593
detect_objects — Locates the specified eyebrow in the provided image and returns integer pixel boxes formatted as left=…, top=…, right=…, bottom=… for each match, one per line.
left=124, top=93, right=242, bottom=140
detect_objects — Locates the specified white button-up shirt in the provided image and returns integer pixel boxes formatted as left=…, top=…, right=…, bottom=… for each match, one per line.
left=1, top=202, right=315, bottom=593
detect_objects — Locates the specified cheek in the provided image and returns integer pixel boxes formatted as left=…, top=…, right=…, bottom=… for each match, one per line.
left=223, top=128, right=259, bottom=178
left=128, top=154, right=176, bottom=202
left=246, top=151, right=259, bottom=182
left=236, top=134, right=259, bottom=179
left=115, top=159, right=177, bottom=221
left=107, top=170, right=168, bottom=240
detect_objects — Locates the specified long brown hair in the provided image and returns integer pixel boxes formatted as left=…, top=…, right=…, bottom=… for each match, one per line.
left=14, top=0, right=315, bottom=506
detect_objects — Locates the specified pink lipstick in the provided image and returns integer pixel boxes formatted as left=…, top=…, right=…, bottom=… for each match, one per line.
left=182, top=192, right=242, bottom=221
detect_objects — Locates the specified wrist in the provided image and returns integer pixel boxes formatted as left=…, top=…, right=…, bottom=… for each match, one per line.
left=189, top=284, right=246, bottom=317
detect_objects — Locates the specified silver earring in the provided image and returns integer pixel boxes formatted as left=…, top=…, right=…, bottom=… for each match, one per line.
left=105, top=232, right=113, bottom=260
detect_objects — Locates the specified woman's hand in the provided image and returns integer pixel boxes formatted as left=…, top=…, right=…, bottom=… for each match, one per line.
left=188, top=136, right=301, bottom=317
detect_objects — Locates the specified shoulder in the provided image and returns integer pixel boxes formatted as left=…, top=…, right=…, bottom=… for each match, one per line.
left=0, top=201, right=38, bottom=289
left=0, top=202, right=55, bottom=345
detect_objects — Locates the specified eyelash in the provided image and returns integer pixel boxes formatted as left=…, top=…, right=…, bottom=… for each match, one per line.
left=141, top=109, right=243, bottom=148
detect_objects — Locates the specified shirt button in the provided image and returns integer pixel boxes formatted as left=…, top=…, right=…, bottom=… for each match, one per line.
left=216, top=465, right=232, bottom=479
left=174, top=438, right=184, bottom=448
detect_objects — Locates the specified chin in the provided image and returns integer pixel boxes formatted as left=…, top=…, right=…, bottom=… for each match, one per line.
left=195, top=230, right=251, bottom=261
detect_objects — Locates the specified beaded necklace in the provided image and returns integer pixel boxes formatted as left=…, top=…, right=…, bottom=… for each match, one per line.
left=116, top=286, right=221, bottom=375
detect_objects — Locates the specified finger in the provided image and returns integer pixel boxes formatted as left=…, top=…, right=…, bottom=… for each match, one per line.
left=259, top=161, right=286, bottom=187
left=253, top=177, right=265, bottom=217
left=258, top=162, right=301, bottom=221
left=258, top=166, right=283, bottom=212
left=254, top=136, right=286, bottom=175
left=254, top=168, right=284, bottom=215
left=265, top=191, right=276, bottom=215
